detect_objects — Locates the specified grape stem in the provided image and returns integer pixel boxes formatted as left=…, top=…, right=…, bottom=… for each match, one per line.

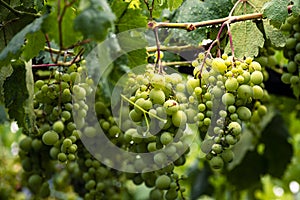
left=153, top=27, right=163, bottom=74
left=146, top=45, right=204, bottom=53
left=120, top=94, right=167, bottom=123
left=0, top=0, right=41, bottom=17
left=148, top=13, right=263, bottom=30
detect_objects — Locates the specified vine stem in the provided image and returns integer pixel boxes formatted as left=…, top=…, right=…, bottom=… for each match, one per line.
left=153, top=27, right=163, bottom=73
left=0, top=0, right=41, bottom=17
left=148, top=12, right=263, bottom=30
left=146, top=45, right=204, bottom=53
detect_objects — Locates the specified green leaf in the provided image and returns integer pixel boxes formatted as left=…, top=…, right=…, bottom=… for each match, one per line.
left=22, top=30, right=45, bottom=61
left=0, top=65, right=13, bottom=103
left=263, top=0, right=289, bottom=28
left=225, top=21, right=264, bottom=58
left=74, top=4, right=115, bottom=41
left=3, top=60, right=35, bottom=134
left=292, top=0, right=300, bottom=16
left=167, top=0, right=183, bottom=11
left=111, top=0, right=147, bottom=33
left=263, top=19, right=287, bottom=47
left=260, top=113, right=293, bottom=178
left=0, top=15, right=46, bottom=66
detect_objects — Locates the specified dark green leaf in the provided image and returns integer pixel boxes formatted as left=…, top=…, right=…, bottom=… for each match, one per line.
left=111, top=0, right=147, bottom=33
left=22, top=30, right=45, bottom=61
left=227, top=150, right=265, bottom=190
left=0, top=15, right=46, bottom=66
left=74, top=5, right=115, bottom=41
left=292, top=0, right=300, bottom=17
left=263, top=0, right=289, bottom=28
left=0, top=65, right=13, bottom=103
left=260, top=113, right=293, bottom=178
left=225, top=21, right=264, bottom=58
left=3, top=60, right=35, bottom=134
left=167, top=0, right=183, bottom=11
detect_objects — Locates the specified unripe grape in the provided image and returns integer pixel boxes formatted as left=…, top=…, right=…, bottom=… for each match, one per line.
left=149, top=88, right=165, bottom=105
left=228, top=122, right=242, bottom=135
left=164, top=100, right=179, bottom=115
left=281, top=73, right=292, bottom=84
left=225, top=135, right=237, bottom=145
left=58, top=152, right=67, bottom=162
left=53, top=120, right=64, bottom=133
left=20, top=137, right=32, bottom=152
left=129, top=109, right=143, bottom=122
left=221, top=149, right=234, bottom=163
left=252, top=85, right=264, bottom=99
left=212, top=143, right=222, bottom=154
left=149, top=188, right=163, bottom=200
left=39, top=182, right=50, bottom=198
left=151, top=74, right=165, bottom=89
left=286, top=38, right=297, bottom=49
left=172, top=110, right=187, bottom=127
left=155, top=175, right=171, bottom=189
left=31, top=139, right=42, bottom=152
left=237, top=106, right=252, bottom=121
left=225, top=77, right=239, bottom=91
left=154, top=152, right=167, bottom=166
left=250, top=71, right=264, bottom=84
left=28, top=174, right=43, bottom=189
left=160, top=132, right=173, bottom=145
left=35, top=80, right=44, bottom=89
left=212, top=58, right=227, bottom=74
left=210, top=156, right=224, bottom=169
left=258, top=105, right=268, bottom=116
left=222, top=93, right=235, bottom=106
left=84, top=126, right=97, bottom=137
left=165, top=188, right=178, bottom=200
left=250, top=61, right=262, bottom=71
left=42, top=131, right=59, bottom=145
left=237, top=85, right=253, bottom=99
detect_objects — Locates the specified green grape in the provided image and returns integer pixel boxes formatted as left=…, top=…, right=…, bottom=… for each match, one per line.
left=212, top=57, right=227, bottom=74
left=155, top=175, right=171, bottom=189
left=84, top=126, right=97, bottom=137
left=58, top=152, right=67, bottom=162
left=250, top=71, right=264, bottom=84
left=62, top=138, right=72, bottom=148
left=53, top=120, right=65, bottom=133
left=28, top=174, right=43, bottom=190
left=50, top=147, right=60, bottom=159
left=209, top=156, right=224, bottom=169
left=19, top=137, right=32, bottom=152
left=129, top=109, right=143, bottom=122
left=164, top=100, right=179, bottom=115
left=286, top=38, right=297, bottom=50
left=61, top=110, right=71, bottom=121
left=42, top=130, right=59, bottom=145
left=221, top=149, right=234, bottom=163
left=31, top=139, right=42, bottom=152
left=225, top=77, right=239, bottom=91
left=149, top=188, right=163, bottom=200
left=252, top=85, right=264, bottom=99
left=35, top=80, right=44, bottom=89
left=172, top=110, right=187, bottom=127
left=154, top=152, right=167, bottom=166
left=151, top=74, right=166, bottom=89
left=149, top=88, right=165, bottom=105
left=222, top=93, right=235, bottom=106
left=39, top=182, right=50, bottom=198
left=165, top=188, right=178, bottom=200
left=228, top=122, right=242, bottom=135
left=237, top=85, right=253, bottom=99
left=160, top=132, right=173, bottom=145
left=225, top=135, right=237, bottom=145
left=281, top=73, right=292, bottom=84
left=237, top=106, right=252, bottom=121
left=212, top=143, right=222, bottom=154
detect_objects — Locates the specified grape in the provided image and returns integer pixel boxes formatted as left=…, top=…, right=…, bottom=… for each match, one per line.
left=19, top=137, right=32, bottom=152
left=212, top=143, right=222, bottom=154
left=228, top=122, right=242, bottom=135
left=53, top=120, right=65, bottom=133
left=225, top=77, right=239, bottom=91
left=209, top=156, right=224, bottom=169
left=154, top=152, right=167, bottom=166
left=250, top=71, right=263, bottom=84
left=129, top=109, right=143, bottom=122
left=28, top=174, right=43, bottom=190
left=237, top=85, right=253, bottom=99
left=281, top=73, right=292, bottom=84
left=39, top=182, right=50, bottom=198
left=150, top=189, right=163, bottom=200
left=151, top=74, right=166, bottom=89
left=221, top=149, right=234, bottom=163
left=160, top=132, right=173, bottom=145
left=200, top=138, right=214, bottom=153
left=212, top=58, right=227, bottom=74
left=237, top=106, right=252, bottom=121
left=42, top=130, right=59, bottom=145
left=165, top=188, right=178, bottom=200
left=58, top=152, right=67, bottom=162
left=155, top=175, right=171, bottom=189
left=222, top=93, right=235, bottom=106
left=164, top=100, right=179, bottom=115
left=225, top=135, right=237, bottom=145
left=149, top=88, right=165, bottom=105
left=252, top=85, right=264, bottom=99
left=172, top=110, right=187, bottom=127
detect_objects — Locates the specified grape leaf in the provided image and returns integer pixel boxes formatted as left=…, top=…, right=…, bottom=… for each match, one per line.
left=74, top=3, right=115, bottom=42
left=111, top=0, right=147, bottom=33
left=0, top=65, right=13, bottom=103
left=233, top=0, right=270, bottom=15
left=292, top=0, right=300, bottom=16
left=3, top=60, right=35, bottom=134
left=260, top=113, right=293, bottom=178
left=263, top=19, right=287, bottom=47
left=225, top=21, right=264, bottom=58
left=263, top=0, right=289, bottom=28
left=0, top=15, right=46, bottom=66
left=22, top=30, right=45, bottom=61
left=169, top=0, right=233, bottom=46
left=167, top=0, right=183, bottom=11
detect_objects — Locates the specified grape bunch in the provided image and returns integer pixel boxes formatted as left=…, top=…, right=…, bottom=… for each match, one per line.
left=112, top=64, right=193, bottom=199
left=281, top=14, right=300, bottom=98
left=192, top=54, right=268, bottom=169
left=19, top=64, right=94, bottom=198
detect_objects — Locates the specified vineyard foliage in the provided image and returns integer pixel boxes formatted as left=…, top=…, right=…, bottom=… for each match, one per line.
left=1, top=0, right=300, bottom=199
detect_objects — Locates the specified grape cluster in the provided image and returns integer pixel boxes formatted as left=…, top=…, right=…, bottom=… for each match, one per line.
left=192, top=54, right=268, bottom=169
left=114, top=64, right=192, bottom=199
left=281, top=14, right=300, bottom=97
